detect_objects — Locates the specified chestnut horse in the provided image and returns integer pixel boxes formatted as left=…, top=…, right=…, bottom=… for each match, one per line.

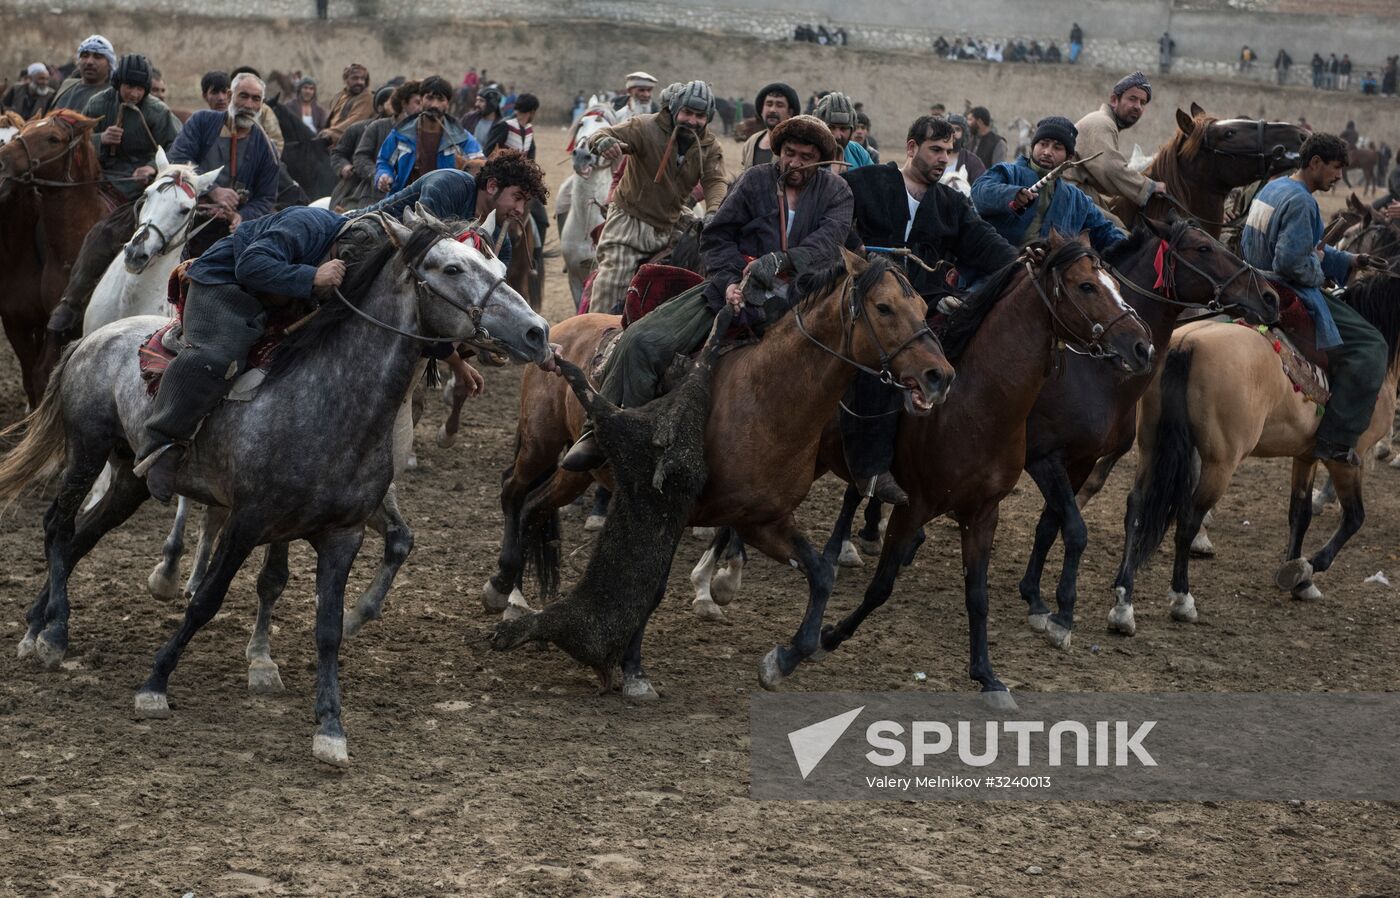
left=0, top=111, right=114, bottom=405
left=489, top=252, right=956, bottom=697
left=1111, top=104, right=1305, bottom=236
left=793, top=237, right=1154, bottom=707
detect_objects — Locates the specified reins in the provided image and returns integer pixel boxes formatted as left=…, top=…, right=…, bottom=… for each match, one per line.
left=1109, top=222, right=1268, bottom=314
left=1024, top=250, right=1142, bottom=360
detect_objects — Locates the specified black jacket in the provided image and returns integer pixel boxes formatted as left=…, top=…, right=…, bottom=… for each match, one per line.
left=843, top=162, right=1017, bottom=298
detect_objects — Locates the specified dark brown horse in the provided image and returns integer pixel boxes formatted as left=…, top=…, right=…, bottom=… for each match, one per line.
left=793, top=237, right=1154, bottom=706
left=1112, top=105, right=1305, bottom=236
left=502, top=215, right=544, bottom=312
left=488, top=252, right=956, bottom=696
left=0, top=111, right=115, bottom=405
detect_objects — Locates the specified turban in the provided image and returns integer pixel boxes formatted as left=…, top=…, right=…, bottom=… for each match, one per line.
left=76, top=35, right=116, bottom=72
left=1112, top=71, right=1153, bottom=101
left=26, top=62, right=47, bottom=78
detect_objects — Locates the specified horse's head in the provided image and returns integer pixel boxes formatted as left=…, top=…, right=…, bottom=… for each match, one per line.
left=383, top=206, right=550, bottom=366
left=0, top=112, right=99, bottom=201
left=1040, top=232, right=1154, bottom=375
left=125, top=149, right=221, bottom=273
left=842, top=250, right=955, bottom=414
left=1143, top=215, right=1279, bottom=325
left=1176, top=103, right=1305, bottom=188
left=568, top=105, right=618, bottom=177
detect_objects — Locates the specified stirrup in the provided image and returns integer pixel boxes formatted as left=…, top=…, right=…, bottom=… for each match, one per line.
left=133, top=444, right=175, bottom=478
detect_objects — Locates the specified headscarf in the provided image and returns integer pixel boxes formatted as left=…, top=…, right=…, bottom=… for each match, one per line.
left=26, top=62, right=47, bottom=78
left=76, top=35, right=116, bottom=72
left=1112, top=71, right=1153, bottom=101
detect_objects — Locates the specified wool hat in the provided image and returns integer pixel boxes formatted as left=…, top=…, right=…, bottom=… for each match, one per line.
left=112, top=54, right=153, bottom=92
left=76, top=35, right=116, bottom=72
left=754, top=82, right=800, bottom=118
left=1032, top=116, right=1078, bottom=155
left=1112, top=71, right=1153, bottom=101
left=769, top=114, right=838, bottom=162
left=624, top=71, right=658, bottom=89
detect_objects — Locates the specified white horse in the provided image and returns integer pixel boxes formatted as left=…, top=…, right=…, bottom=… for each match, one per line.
left=939, top=163, right=972, bottom=197
left=84, top=149, right=221, bottom=335
left=1008, top=117, right=1034, bottom=160
left=559, top=98, right=619, bottom=308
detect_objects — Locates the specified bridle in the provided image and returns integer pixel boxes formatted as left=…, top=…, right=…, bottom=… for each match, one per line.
left=1112, top=221, right=1271, bottom=314
left=0, top=115, right=91, bottom=187
left=1025, top=250, right=1143, bottom=361
left=125, top=173, right=218, bottom=271
left=1201, top=118, right=1300, bottom=182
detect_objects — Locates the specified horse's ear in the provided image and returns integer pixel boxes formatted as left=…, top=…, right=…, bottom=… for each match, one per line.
left=401, top=206, right=423, bottom=229
left=843, top=246, right=870, bottom=275
left=413, top=201, right=446, bottom=231
left=154, top=146, right=169, bottom=171
left=1348, top=193, right=1366, bottom=215
left=195, top=166, right=222, bottom=193
left=381, top=213, right=413, bottom=247
left=1141, top=215, right=1171, bottom=238
left=1175, top=108, right=1195, bottom=134
left=1045, top=230, right=1067, bottom=250
left=1189, top=102, right=1205, bottom=118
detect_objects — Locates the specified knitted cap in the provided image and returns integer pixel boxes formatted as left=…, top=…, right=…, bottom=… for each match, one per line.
left=1032, top=116, right=1078, bottom=155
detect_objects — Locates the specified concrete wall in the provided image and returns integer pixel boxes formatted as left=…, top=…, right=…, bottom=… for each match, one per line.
left=3, top=11, right=1398, bottom=149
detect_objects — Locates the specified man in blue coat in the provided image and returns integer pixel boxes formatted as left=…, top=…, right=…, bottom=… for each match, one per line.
left=972, top=116, right=1125, bottom=252
left=1241, top=132, right=1389, bottom=465
left=374, top=75, right=484, bottom=194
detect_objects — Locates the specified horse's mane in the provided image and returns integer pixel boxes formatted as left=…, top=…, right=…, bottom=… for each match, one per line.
left=0, top=110, right=26, bottom=129
left=1342, top=274, right=1400, bottom=372
left=1101, top=218, right=1192, bottom=269
left=1148, top=112, right=1217, bottom=196
left=788, top=253, right=912, bottom=317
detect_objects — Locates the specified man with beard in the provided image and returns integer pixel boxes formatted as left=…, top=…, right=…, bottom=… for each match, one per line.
left=972, top=116, right=1124, bottom=251
left=3, top=63, right=54, bottom=118
left=83, top=53, right=182, bottom=201
left=1065, top=72, right=1167, bottom=215
left=815, top=92, right=874, bottom=170
left=562, top=114, right=848, bottom=471
left=230, top=66, right=283, bottom=156
left=578, top=80, right=727, bottom=317
left=461, top=86, right=503, bottom=148
left=374, top=75, right=485, bottom=195
left=966, top=106, right=1008, bottom=169
left=612, top=72, right=659, bottom=120
left=740, top=81, right=799, bottom=169
left=51, top=35, right=114, bottom=112
left=148, top=67, right=168, bottom=105
left=318, top=62, right=373, bottom=149
left=943, top=113, right=986, bottom=182
left=837, top=115, right=1018, bottom=503
left=329, top=84, right=404, bottom=211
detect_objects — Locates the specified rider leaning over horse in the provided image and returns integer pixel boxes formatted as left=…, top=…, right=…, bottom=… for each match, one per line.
left=837, top=114, right=1018, bottom=504
left=562, top=114, right=851, bottom=471
left=1241, top=132, right=1392, bottom=467
left=1064, top=72, right=1169, bottom=219
left=584, top=80, right=728, bottom=316
left=134, top=149, right=549, bottom=501
left=972, top=116, right=1125, bottom=252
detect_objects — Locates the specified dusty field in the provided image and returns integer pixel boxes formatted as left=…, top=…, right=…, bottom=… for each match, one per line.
left=2, top=128, right=1399, bottom=898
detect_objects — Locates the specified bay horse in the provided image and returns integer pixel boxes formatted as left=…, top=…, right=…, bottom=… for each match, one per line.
left=0, top=111, right=114, bottom=406
left=488, top=252, right=956, bottom=697
left=788, top=237, right=1155, bottom=706
left=1015, top=217, right=1278, bottom=650
left=1342, top=143, right=1380, bottom=195
left=0, top=208, right=550, bottom=766
left=1111, top=105, right=1305, bottom=236
left=1109, top=274, right=1400, bottom=637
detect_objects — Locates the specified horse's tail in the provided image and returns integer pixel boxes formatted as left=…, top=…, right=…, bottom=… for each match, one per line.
left=521, top=502, right=562, bottom=600
left=0, top=345, right=74, bottom=507
left=1124, top=347, right=1198, bottom=570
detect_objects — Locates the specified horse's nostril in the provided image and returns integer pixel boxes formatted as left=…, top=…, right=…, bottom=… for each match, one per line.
left=1135, top=342, right=1154, bottom=364
left=525, top=326, right=545, bottom=347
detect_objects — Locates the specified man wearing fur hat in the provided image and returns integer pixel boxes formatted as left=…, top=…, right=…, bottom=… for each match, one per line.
left=563, top=113, right=850, bottom=470
left=51, top=35, right=114, bottom=112
left=972, top=115, right=1124, bottom=251
left=581, top=79, right=728, bottom=317
left=613, top=71, right=659, bottom=120
left=1065, top=71, right=1168, bottom=213
left=741, top=81, right=800, bottom=169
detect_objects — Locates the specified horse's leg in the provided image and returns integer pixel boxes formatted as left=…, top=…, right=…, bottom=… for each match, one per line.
left=1033, top=458, right=1086, bottom=650
left=620, top=554, right=675, bottom=701
left=1108, top=472, right=1149, bottom=635
left=184, top=505, right=228, bottom=599
left=490, top=467, right=592, bottom=617
left=1298, top=460, right=1367, bottom=599
left=1075, top=443, right=1130, bottom=510
left=689, top=526, right=728, bottom=621
left=1276, top=458, right=1322, bottom=601
left=856, top=497, right=884, bottom=554
left=1, top=315, right=43, bottom=409
left=836, top=492, right=867, bottom=569
left=344, top=484, right=413, bottom=637
left=585, top=484, right=610, bottom=532
left=437, top=371, right=467, bottom=448
left=819, top=504, right=921, bottom=653
left=247, top=542, right=290, bottom=693
left=306, top=526, right=364, bottom=767
left=147, top=495, right=190, bottom=600
left=823, top=484, right=865, bottom=571
left=1311, top=470, right=1338, bottom=514
left=1165, top=461, right=1232, bottom=624
left=957, top=504, right=1015, bottom=707
left=710, top=528, right=747, bottom=607
left=1018, top=460, right=1065, bottom=636
left=135, top=517, right=260, bottom=719
left=751, top=519, right=837, bottom=689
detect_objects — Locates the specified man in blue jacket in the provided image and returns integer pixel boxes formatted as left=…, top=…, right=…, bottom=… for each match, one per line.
left=1241, top=132, right=1390, bottom=466
left=374, top=75, right=484, bottom=195
left=972, top=116, right=1125, bottom=252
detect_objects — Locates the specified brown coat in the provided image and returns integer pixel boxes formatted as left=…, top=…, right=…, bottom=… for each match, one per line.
left=323, top=88, right=375, bottom=147
left=1064, top=104, right=1154, bottom=210
left=592, top=109, right=727, bottom=231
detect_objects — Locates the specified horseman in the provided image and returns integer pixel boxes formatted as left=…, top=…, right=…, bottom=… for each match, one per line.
left=1241, top=133, right=1391, bottom=467
left=328, top=84, right=401, bottom=210
left=374, top=76, right=485, bottom=195
left=972, top=116, right=1125, bottom=251
left=562, top=114, right=850, bottom=471
left=483, top=92, right=538, bottom=160
left=943, top=114, right=987, bottom=183
left=815, top=92, right=874, bottom=170
left=1064, top=72, right=1168, bottom=216
left=318, top=62, right=373, bottom=149
left=613, top=72, right=659, bottom=120
left=740, top=81, right=799, bottom=169
left=82, top=53, right=182, bottom=201
left=838, top=115, right=1018, bottom=503
left=50, top=35, right=114, bottom=112
left=582, top=80, right=728, bottom=316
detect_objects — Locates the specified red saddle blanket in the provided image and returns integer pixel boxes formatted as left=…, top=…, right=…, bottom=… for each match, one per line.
left=1272, top=281, right=1328, bottom=372
left=578, top=263, right=703, bottom=323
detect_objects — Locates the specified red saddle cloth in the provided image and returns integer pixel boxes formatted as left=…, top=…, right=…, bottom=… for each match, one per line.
left=1272, top=281, right=1328, bottom=372
left=623, top=263, right=705, bottom=327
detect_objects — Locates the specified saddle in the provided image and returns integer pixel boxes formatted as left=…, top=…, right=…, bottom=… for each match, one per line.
left=1239, top=282, right=1330, bottom=407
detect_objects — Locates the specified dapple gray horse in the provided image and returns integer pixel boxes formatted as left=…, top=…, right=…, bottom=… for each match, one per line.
left=0, top=207, right=551, bottom=767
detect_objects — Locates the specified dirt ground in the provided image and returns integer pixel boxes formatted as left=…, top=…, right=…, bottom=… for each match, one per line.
left=2, top=128, right=1399, bottom=898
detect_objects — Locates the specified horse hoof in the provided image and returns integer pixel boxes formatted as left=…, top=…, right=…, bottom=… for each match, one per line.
left=1189, top=532, right=1216, bottom=558
left=342, top=610, right=365, bottom=639
left=405, top=453, right=418, bottom=470
left=691, top=598, right=725, bottom=621
left=1292, top=581, right=1324, bottom=602
left=1168, top=590, right=1198, bottom=623
left=1107, top=600, right=1137, bottom=636
left=435, top=422, right=456, bottom=449
left=584, top=514, right=607, bottom=532
left=16, top=634, right=35, bottom=660
left=691, top=527, right=716, bottom=541
left=1274, top=558, right=1314, bottom=591
left=711, top=567, right=742, bottom=606
left=33, top=634, right=65, bottom=671
left=1389, top=453, right=1400, bottom=469
left=482, top=580, right=511, bottom=613
left=1045, top=621, right=1073, bottom=651
left=248, top=659, right=285, bottom=693
left=134, top=691, right=171, bottom=719
left=501, top=600, right=534, bottom=622
left=983, top=689, right=1018, bottom=711
left=1026, top=612, right=1049, bottom=633
left=312, top=733, right=350, bottom=768
left=147, top=565, right=182, bottom=600
left=1377, top=441, right=1395, bottom=461
left=758, top=648, right=785, bottom=691
left=622, top=676, right=659, bottom=701
left=806, top=646, right=829, bottom=663
left=837, top=541, right=863, bottom=568
left=856, top=536, right=882, bottom=556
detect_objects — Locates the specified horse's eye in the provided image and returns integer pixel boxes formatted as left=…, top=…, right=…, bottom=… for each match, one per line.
left=47, top=136, right=59, bottom=144
left=875, top=303, right=893, bottom=315
left=442, top=265, right=464, bottom=276
left=1080, top=282, right=1096, bottom=292
left=1197, top=244, right=1212, bottom=253
left=1224, top=129, right=1235, bottom=139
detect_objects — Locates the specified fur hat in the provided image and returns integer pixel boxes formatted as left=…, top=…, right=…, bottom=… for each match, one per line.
left=754, top=82, right=800, bottom=119
left=1031, top=116, right=1078, bottom=155
left=769, top=114, right=838, bottom=162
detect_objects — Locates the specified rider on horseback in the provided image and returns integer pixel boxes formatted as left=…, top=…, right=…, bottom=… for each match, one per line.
left=740, top=82, right=799, bottom=169
left=82, top=53, right=181, bottom=201
left=1241, top=132, right=1391, bottom=466
left=563, top=114, right=852, bottom=471
left=1065, top=72, right=1169, bottom=218
left=814, top=93, right=874, bottom=171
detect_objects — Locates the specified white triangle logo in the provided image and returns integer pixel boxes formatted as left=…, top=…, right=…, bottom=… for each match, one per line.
left=787, top=706, right=864, bottom=779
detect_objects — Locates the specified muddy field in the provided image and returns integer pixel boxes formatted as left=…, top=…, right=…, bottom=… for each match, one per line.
left=2, top=129, right=1399, bottom=897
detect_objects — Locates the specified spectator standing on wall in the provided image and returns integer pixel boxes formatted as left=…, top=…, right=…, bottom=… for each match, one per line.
left=1339, top=54, right=1352, bottom=91
left=1311, top=54, right=1324, bottom=88
left=1239, top=46, right=1254, bottom=73
left=1383, top=57, right=1398, bottom=96
left=1274, top=49, right=1292, bottom=86
left=1361, top=72, right=1378, bottom=95
left=1327, top=54, right=1339, bottom=90
left=1069, top=23, right=1084, bottom=64
left=1157, top=33, right=1175, bottom=74
left=933, top=35, right=950, bottom=56
left=988, top=43, right=1004, bottom=63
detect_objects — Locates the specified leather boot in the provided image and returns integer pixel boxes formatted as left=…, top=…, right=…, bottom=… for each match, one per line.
left=561, top=430, right=605, bottom=472
left=856, top=471, right=909, bottom=506
left=139, top=445, right=185, bottom=504
left=1314, top=438, right=1361, bottom=467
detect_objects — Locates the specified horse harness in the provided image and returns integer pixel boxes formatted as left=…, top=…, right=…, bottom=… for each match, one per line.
left=126, top=172, right=219, bottom=272
left=1201, top=118, right=1299, bottom=183
left=1112, top=221, right=1271, bottom=313
left=1025, top=249, right=1143, bottom=362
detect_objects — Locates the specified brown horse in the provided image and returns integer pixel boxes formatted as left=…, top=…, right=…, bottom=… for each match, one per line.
left=502, top=215, right=543, bottom=312
left=1343, top=144, right=1380, bottom=194
left=1112, top=105, right=1305, bottom=236
left=488, top=252, right=956, bottom=696
left=786, top=237, right=1154, bottom=706
left=1109, top=274, right=1400, bottom=636
left=0, top=111, right=114, bottom=405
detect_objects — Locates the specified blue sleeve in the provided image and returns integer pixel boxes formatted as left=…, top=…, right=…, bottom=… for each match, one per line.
left=167, top=118, right=203, bottom=166
left=1321, top=245, right=1355, bottom=284
left=233, top=214, right=321, bottom=297
left=375, top=133, right=396, bottom=182
left=241, top=142, right=279, bottom=220
left=1081, top=193, right=1127, bottom=251
left=971, top=165, right=1022, bottom=222
left=1272, top=196, right=1327, bottom=287
left=460, top=131, right=484, bottom=159
left=498, top=231, right=513, bottom=267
